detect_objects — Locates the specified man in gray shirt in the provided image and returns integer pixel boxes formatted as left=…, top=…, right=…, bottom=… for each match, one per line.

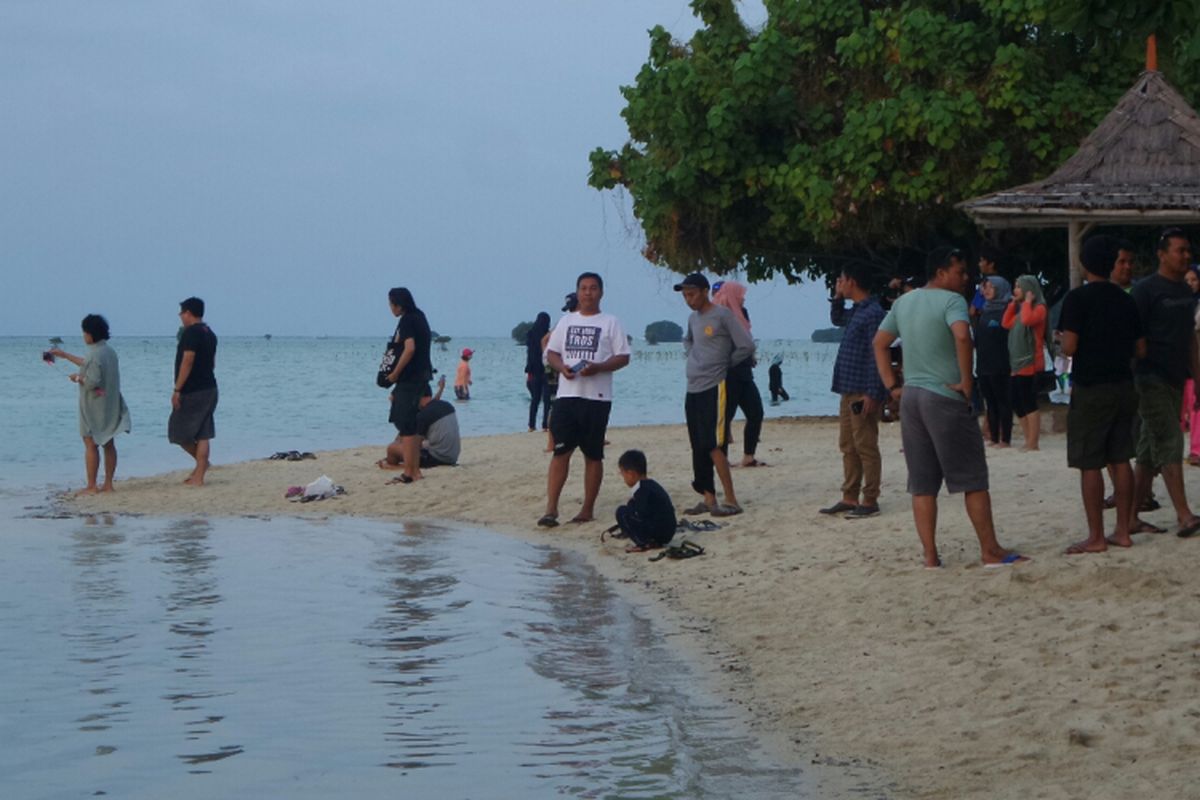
left=380, top=376, right=460, bottom=469
left=677, top=273, right=755, bottom=515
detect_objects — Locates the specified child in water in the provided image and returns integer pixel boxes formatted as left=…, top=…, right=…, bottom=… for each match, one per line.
left=454, top=348, right=472, bottom=400
left=614, top=449, right=677, bottom=552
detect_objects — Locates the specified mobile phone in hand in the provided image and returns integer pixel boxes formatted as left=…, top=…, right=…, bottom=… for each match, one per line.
left=570, top=361, right=588, bottom=374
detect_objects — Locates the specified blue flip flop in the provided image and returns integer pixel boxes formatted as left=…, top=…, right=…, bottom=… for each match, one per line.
left=984, top=553, right=1028, bottom=568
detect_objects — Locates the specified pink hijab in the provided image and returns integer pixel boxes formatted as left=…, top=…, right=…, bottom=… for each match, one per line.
left=711, top=280, right=751, bottom=333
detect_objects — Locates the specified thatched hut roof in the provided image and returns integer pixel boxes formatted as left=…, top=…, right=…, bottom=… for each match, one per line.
left=959, top=70, right=1200, bottom=227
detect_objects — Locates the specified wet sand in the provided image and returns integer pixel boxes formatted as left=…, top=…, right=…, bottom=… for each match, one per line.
left=70, top=417, right=1200, bottom=799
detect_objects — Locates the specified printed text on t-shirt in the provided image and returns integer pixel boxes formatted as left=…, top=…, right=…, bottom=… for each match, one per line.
left=564, top=326, right=601, bottom=360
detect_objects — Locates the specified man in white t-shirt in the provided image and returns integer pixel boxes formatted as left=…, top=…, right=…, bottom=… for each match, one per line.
left=538, top=272, right=631, bottom=527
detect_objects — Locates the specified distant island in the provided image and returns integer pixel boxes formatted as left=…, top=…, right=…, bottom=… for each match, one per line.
left=811, top=327, right=844, bottom=343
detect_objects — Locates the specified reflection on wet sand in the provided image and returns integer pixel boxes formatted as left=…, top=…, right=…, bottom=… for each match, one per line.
left=4, top=513, right=821, bottom=798
left=149, top=518, right=242, bottom=772
left=67, top=515, right=131, bottom=743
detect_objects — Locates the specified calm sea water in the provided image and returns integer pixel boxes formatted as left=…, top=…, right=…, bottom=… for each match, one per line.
left=0, top=335, right=853, bottom=799
left=1, top=335, right=839, bottom=491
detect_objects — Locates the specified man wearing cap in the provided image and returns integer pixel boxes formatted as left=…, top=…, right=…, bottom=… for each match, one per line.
left=454, top=348, right=473, bottom=401
left=538, top=272, right=631, bottom=527
left=677, top=272, right=755, bottom=516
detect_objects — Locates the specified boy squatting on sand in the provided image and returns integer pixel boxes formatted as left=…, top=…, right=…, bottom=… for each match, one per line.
left=614, top=449, right=677, bottom=552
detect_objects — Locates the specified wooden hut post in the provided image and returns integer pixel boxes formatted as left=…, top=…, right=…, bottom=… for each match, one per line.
left=1067, top=221, right=1084, bottom=288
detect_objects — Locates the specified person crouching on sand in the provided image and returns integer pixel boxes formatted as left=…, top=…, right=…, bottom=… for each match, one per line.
left=614, top=449, right=677, bottom=552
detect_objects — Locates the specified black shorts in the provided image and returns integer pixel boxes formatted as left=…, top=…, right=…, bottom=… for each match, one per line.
left=1011, top=374, right=1038, bottom=418
left=390, top=381, right=428, bottom=436
left=168, top=387, right=218, bottom=444
left=550, top=397, right=611, bottom=460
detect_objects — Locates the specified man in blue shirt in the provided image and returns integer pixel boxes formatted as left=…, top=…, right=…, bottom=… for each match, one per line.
left=820, top=264, right=889, bottom=519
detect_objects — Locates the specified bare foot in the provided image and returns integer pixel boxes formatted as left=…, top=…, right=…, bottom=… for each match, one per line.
left=74, top=487, right=99, bottom=497
left=183, top=476, right=205, bottom=487
left=99, top=485, right=115, bottom=493
left=376, top=459, right=402, bottom=471
left=1065, top=538, right=1107, bottom=555
left=1105, top=533, right=1134, bottom=548
left=1132, top=519, right=1166, bottom=534
left=569, top=514, right=595, bottom=524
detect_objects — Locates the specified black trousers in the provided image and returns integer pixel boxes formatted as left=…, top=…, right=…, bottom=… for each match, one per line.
left=978, top=372, right=1013, bottom=444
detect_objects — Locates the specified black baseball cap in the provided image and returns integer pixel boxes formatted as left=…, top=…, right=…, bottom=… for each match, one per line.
left=673, top=273, right=710, bottom=291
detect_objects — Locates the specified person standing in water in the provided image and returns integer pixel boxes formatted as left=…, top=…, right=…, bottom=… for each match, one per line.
left=49, top=314, right=132, bottom=495
left=454, top=348, right=473, bottom=400
left=767, top=354, right=789, bottom=404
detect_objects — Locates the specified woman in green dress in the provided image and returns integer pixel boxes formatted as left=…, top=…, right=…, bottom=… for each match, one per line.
left=49, top=314, right=132, bottom=494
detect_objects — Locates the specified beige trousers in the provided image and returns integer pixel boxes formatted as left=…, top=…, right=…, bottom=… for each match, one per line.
left=838, top=393, right=882, bottom=505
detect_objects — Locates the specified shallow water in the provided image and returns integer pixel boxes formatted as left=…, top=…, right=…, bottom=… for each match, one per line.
left=1, top=335, right=839, bottom=490
left=0, top=505, right=817, bottom=799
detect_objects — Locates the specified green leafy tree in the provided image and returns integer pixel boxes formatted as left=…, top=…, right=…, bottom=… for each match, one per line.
left=644, top=319, right=685, bottom=344
left=589, top=0, right=1200, bottom=290
left=511, top=320, right=534, bottom=343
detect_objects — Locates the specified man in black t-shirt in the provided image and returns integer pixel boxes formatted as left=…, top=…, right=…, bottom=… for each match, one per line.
left=168, top=296, right=218, bottom=486
left=1060, top=237, right=1144, bottom=554
left=1130, top=229, right=1200, bottom=538
left=383, top=287, right=433, bottom=484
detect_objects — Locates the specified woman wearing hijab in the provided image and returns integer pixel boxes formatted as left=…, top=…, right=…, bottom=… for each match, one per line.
left=1002, top=274, right=1048, bottom=451
left=525, top=311, right=552, bottom=432
left=975, top=276, right=1014, bottom=446
left=47, top=314, right=132, bottom=494
left=711, top=280, right=766, bottom=466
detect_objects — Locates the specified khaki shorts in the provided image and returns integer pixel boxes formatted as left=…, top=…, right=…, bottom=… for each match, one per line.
left=1135, top=376, right=1184, bottom=468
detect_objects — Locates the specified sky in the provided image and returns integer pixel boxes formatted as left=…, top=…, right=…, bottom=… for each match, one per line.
left=0, top=0, right=832, bottom=339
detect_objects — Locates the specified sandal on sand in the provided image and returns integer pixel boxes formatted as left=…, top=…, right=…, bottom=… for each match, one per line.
left=388, top=474, right=414, bottom=485
left=711, top=504, right=743, bottom=517
left=1133, top=520, right=1167, bottom=534
left=1177, top=518, right=1200, bottom=538
left=983, top=553, right=1029, bottom=568
left=683, top=502, right=714, bottom=516
left=537, top=514, right=559, bottom=528
left=677, top=519, right=722, bottom=532
left=649, top=540, right=705, bottom=561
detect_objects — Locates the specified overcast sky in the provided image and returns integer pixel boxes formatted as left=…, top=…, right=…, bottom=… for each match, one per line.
left=1, top=0, right=831, bottom=339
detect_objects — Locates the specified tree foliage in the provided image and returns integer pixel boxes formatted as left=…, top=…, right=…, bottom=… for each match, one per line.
left=589, top=0, right=1200, bottom=289
left=511, top=320, right=534, bottom=343
left=644, top=319, right=685, bottom=344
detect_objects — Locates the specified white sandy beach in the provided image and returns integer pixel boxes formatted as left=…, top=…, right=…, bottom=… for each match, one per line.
left=69, top=416, right=1200, bottom=799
